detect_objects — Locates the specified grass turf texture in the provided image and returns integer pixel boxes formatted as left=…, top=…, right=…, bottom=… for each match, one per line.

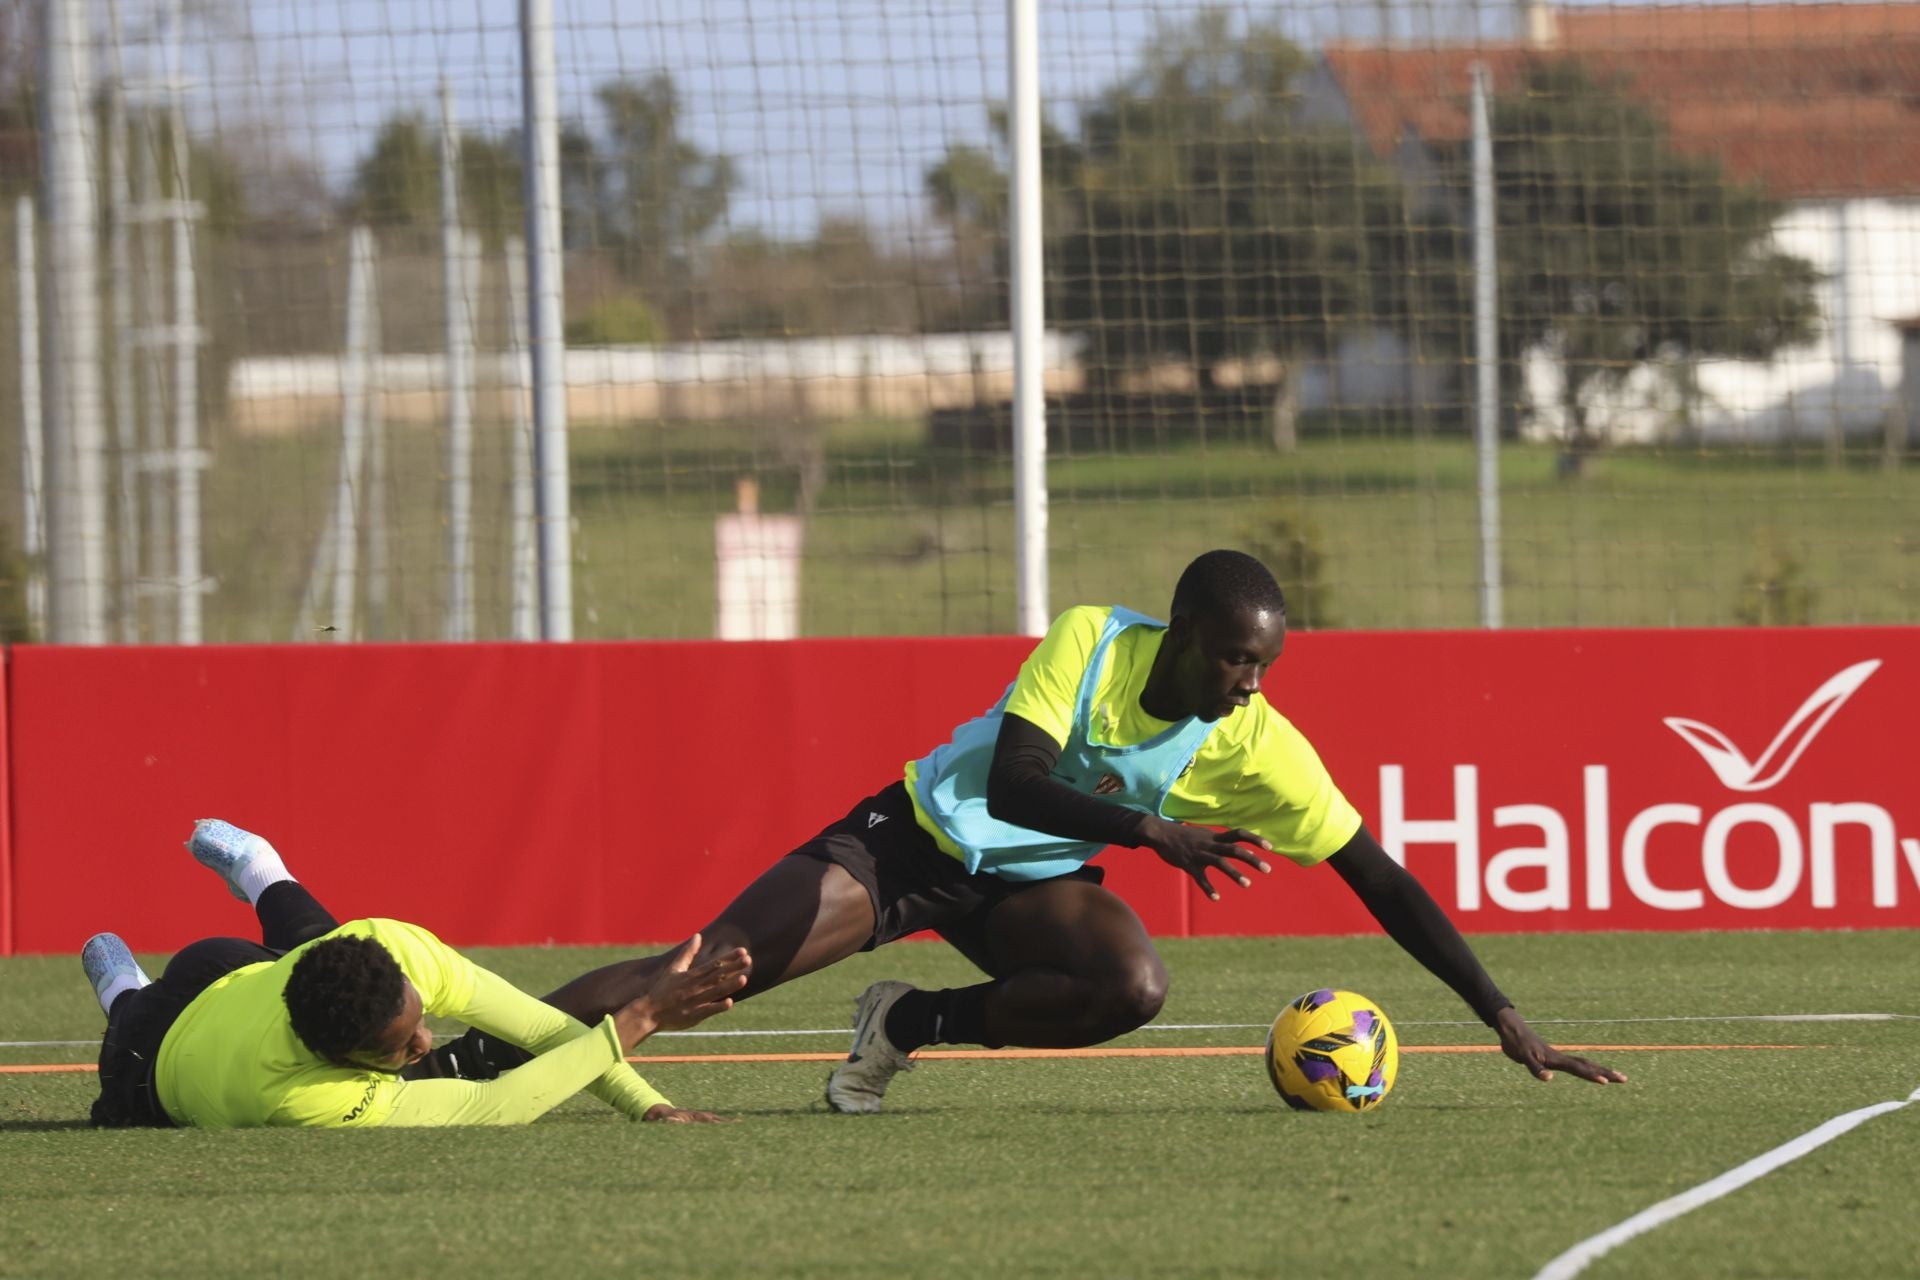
left=195, top=421, right=1920, bottom=641
left=3, top=930, right=1916, bottom=1278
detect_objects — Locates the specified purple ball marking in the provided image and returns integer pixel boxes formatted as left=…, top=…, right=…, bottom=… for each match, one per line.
left=1352, top=1010, right=1375, bottom=1038
left=1311, top=988, right=1335, bottom=1007
left=1297, top=1055, right=1342, bottom=1083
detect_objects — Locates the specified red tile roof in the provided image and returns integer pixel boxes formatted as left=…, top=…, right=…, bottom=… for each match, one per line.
left=1321, top=4, right=1920, bottom=198
left=1555, top=1, right=1920, bottom=47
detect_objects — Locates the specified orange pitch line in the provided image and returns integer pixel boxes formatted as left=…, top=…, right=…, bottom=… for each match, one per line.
left=0, top=1043, right=1814, bottom=1075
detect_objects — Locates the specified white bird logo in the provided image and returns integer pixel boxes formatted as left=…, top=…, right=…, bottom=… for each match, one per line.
left=1662, top=659, right=1881, bottom=792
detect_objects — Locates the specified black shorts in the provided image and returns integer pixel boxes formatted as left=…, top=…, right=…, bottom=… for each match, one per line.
left=92, top=937, right=278, bottom=1128
left=788, top=780, right=1103, bottom=951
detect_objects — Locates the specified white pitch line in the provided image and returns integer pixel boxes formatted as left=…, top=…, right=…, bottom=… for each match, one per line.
left=5, top=1012, right=1914, bottom=1051
left=665, top=1013, right=1920, bottom=1036
left=1532, top=1084, right=1920, bottom=1280
left=1375, top=1013, right=1920, bottom=1027
left=1135, top=1014, right=1917, bottom=1030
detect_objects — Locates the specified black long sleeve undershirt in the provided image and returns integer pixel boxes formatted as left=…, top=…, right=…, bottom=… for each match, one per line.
left=984, top=712, right=1512, bottom=1028
left=984, top=713, right=1152, bottom=848
left=1326, top=827, right=1513, bottom=1027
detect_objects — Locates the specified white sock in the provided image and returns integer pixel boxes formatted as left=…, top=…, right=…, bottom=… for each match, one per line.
left=236, top=846, right=295, bottom=906
left=96, top=973, right=145, bottom=1013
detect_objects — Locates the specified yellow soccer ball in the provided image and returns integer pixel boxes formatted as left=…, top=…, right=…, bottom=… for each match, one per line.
left=1264, top=988, right=1399, bottom=1112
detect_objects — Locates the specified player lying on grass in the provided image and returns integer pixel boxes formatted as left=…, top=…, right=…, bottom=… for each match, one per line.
left=81, top=820, right=750, bottom=1128
left=514, top=549, right=1628, bottom=1113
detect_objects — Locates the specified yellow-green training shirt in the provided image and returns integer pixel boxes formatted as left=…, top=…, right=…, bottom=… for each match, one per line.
left=906, top=605, right=1361, bottom=866
left=154, top=917, right=671, bottom=1128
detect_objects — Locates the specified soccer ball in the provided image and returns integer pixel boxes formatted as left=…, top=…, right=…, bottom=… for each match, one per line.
left=1264, top=988, right=1399, bottom=1113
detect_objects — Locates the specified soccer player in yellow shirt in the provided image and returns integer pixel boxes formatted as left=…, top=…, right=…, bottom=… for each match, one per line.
left=535, top=549, right=1627, bottom=1113
left=81, top=820, right=749, bottom=1128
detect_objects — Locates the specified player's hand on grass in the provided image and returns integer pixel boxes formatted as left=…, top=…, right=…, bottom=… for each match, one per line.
left=1495, top=1007, right=1628, bottom=1085
left=642, top=1104, right=736, bottom=1125
left=612, top=933, right=752, bottom=1047
left=1138, top=817, right=1273, bottom=901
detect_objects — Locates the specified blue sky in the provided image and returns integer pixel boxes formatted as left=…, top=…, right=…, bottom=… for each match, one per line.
left=135, top=0, right=1842, bottom=238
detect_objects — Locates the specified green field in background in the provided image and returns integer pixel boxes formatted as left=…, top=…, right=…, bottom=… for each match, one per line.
left=4, top=930, right=1917, bottom=1277
left=197, top=417, right=1920, bottom=642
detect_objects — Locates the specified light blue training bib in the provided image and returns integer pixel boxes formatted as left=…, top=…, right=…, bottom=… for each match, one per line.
left=911, top=607, right=1219, bottom=881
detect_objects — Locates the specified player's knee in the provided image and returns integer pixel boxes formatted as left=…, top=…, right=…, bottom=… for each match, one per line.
left=1097, top=958, right=1168, bottom=1035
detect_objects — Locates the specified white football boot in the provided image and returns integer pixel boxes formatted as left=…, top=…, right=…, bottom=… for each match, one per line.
left=825, top=980, right=918, bottom=1114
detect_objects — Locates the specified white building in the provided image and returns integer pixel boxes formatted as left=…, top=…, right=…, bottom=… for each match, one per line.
left=1306, top=2, right=1920, bottom=443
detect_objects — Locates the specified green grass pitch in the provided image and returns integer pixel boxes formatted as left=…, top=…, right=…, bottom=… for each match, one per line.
left=3, top=930, right=1916, bottom=1277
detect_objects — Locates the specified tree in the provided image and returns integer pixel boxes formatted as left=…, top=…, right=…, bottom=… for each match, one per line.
left=558, top=122, right=601, bottom=253
left=347, top=115, right=434, bottom=231
left=925, top=10, right=1455, bottom=394
left=571, top=73, right=736, bottom=307
left=923, top=109, right=1081, bottom=332
left=1061, top=12, right=1456, bottom=390
left=1464, top=59, right=1820, bottom=463
left=346, top=113, right=524, bottom=249
left=924, top=140, right=1008, bottom=328
left=925, top=142, right=1006, bottom=243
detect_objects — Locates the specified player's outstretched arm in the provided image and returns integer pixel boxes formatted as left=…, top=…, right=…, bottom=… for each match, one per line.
left=1493, top=1007, right=1627, bottom=1085
left=1326, top=829, right=1626, bottom=1086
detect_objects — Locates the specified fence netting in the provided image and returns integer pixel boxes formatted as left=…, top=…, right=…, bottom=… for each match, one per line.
left=3, top=0, right=1917, bottom=642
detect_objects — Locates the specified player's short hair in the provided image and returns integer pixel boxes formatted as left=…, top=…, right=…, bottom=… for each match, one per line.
left=283, top=935, right=406, bottom=1061
left=1170, top=549, right=1287, bottom=622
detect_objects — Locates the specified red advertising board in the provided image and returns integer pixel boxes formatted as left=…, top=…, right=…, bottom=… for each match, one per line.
left=1203, top=627, right=1920, bottom=936
left=5, top=627, right=1917, bottom=954
left=3, top=638, right=1054, bottom=954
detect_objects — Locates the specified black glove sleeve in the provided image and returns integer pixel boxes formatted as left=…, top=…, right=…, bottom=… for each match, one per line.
left=983, top=713, right=1153, bottom=849
left=1326, top=826, right=1513, bottom=1027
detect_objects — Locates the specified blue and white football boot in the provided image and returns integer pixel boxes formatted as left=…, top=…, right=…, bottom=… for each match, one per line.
left=187, top=818, right=278, bottom=902
left=80, top=932, right=152, bottom=1014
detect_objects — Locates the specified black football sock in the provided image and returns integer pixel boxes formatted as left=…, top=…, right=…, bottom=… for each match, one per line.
left=255, top=881, right=340, bottom=953
left=884, top=983, right=998, bottom=1052
left=403, top=1027, right=534, bottom=1081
